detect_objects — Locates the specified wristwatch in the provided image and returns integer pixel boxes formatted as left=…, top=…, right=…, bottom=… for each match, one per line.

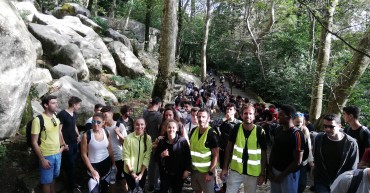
left=208, top=171, right=214, bottom=176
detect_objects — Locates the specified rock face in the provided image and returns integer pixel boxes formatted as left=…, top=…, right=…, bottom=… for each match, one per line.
left=77, top=14, right=102, bottom=33
left=176, top=71, right=202, bottom=88
left=13, top=1, right=38, bottom=22
left=50, top=76, right=117, bottom=125
left=52, top=3, right=91, bottom=19
left=31, top=68, right=53, bottom=84
left=29, top=13, right=117, bottom=80
left=107, top=18, right=160, bottom=52
left=106, top=28, right=133, bottom=51
left=0, top=0, right=37, bottom=139
left=108, top=41, right=145, bottom=78
left=137, top=50, right=159, bottom=73
left=51, top=64, right=78, bottom=80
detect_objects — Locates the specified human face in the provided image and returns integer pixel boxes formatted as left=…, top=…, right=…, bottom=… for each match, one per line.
left=294, top=116, right=304, bottom=127
left=126, top=109, right=132, bottom=117
left=164, top=110, right=174, bottom=120
left=94, top=107, right=102, bottom=113
left=92, top=116, right=104, bottom=130
left=184, top=104, right=192, bottom=112
left=226, top=106, right=236, bottom=118
left=242, top=107, right=255, bottom=124
left=197, top=111, right=209, bottom=129
left=342, top=112, right=351, bottom=123
left=102, top=111, right=113, bottom=122
left=166, top=121, right=178, bottom=137
left=134, top=119, right=146, bottom=135
left=73, top=102, right=81, bottom=111
left=323, top=119, right=341, bottom=138
left=46, top=99, right=58, bottom=113
left=278, top=110, right=290, bottom=124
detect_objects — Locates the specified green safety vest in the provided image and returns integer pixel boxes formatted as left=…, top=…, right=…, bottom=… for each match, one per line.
left=230, top=124, right=261, bottom=176
left=190, top=127, right=211, bottom=173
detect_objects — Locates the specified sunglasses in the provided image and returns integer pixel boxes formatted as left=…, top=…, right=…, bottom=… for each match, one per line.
left=323, top=124, right=335, bottom=129
left=294, top=113, right=304, bottom=117
left=51, top=117, right=57, bottom=127
left=92, top=120, right=102, bottom=125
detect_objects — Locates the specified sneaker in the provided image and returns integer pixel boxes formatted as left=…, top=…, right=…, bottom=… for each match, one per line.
left=214, top=184, right=221, bottom=192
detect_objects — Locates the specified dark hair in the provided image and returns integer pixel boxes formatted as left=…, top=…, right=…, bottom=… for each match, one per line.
left=162, top=107, right=181, bottom=122
left=94, top=104, right=104, bottom=110
left=134, top=118, right=148, bottom=152
left=183, top=101, right=192, bottom=106
left=343, top=105, right=360, bottom=119
left=92, top=113, right=104, bottom=120
left=151, top=96, right=162, bottom=105
left=244, top=98, right=250, bottom=103
left=323, top=114, right=341, bottom=124
left=68, top=96, right=82, bottom=107
left=41, top=95, right=57, bottom=109
left=120, top=105, right=131, bottom=115
left=197, top=108, right=209, bottom=116
left=280, top=104, right=296, bottom=119
left=304, top=113, right=310, bottom=121
left=226, top=103, right=236, bottom=109
left=100, top=106, right=113, bottom=113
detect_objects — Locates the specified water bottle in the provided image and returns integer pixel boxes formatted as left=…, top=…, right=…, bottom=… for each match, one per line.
left=110, top=166, right=116, bottom=184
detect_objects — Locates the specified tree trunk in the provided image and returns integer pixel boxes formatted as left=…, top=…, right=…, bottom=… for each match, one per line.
left=176, top=0, right=183, bottom=59
left=308, top=11, right=316, bottom=72
left=144, top=0, right=154, bottom=51
left=201, top=0, right=212, bottom=81
left=309, top=0, right=338, bottom=124
left=191, top=0, right=195, bottom=20
left=152, top=0, right=178, bottom=102
left=123, top=0, right=134, bottom=31
left=325, top=27, right=370, bottom=114
left=87, top=0, right=94, bottom=12
left=110, top=0, right=116, bottom=18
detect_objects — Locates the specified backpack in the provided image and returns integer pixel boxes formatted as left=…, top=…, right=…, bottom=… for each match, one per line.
left=86, top=122, right=120, bottom=144
left=26, top=115, right=45, bottom=148
left=347, top=169, right=364, bottom=193
left=294, top=129, right=310, bottom=162
left=345, top=126, right=370, bottom=148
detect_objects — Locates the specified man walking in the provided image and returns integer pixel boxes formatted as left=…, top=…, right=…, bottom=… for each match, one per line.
left=31, top=95, right=65, bottom=193
left=343, top=105, right=370, bottom=159
left=314, top=114, right=359, bottom=193
left=269, top=104, right=305, bottom=193
left=220, top=103, right=267, bottom=193
left=189, top=109, right=219, bottom=193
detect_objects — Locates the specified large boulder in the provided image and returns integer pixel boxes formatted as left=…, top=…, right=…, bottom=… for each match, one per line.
left=137, top=50, right=159, bottom=73
left=108, top=41, right=145, bottom=78
left=31, top=68, right=52, bottom=84
left=77, top=14, right=102, bottom=33
left=176, top=71, right=202, bottom=88
left=107, top=18, right=160, bottom=52
left=106, top=28, right=133, bottom=51
left=13, top=1, right=38, bottom=22
left=50, top=76, right=117, bottom=125
left=51, top=64, right=78, bottom=80
left=29, top=34, right=43, bottom=60
left=0, top=0, right=37, bottom=139
left=30, top=13, right=117, bottom=79
left=52, top=3, right=91, bottom=19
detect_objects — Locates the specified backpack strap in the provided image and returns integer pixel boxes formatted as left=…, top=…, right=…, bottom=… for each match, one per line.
left=347, top=169, right=364, bottom=193
left=37, top=114, right=46, bottom=135
left=87, top=129, right=92, bottom=144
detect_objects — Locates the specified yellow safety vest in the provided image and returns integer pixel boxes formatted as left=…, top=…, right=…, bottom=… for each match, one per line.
left=230, top=124, right=261, bottom=176
left=190, top=127, right=211, bottom=173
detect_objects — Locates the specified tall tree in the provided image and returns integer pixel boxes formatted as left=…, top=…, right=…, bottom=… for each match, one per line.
left=145, top=0, right=154, bottom=51
left=324, top=27, right=370, bottom=115
left=201, top=0, right=213, bottom=81
left=123, top=0, right=134, bottom=30
left=309, top=0, right=338, bottom=123
left=152, top=0, right=178, bottom=102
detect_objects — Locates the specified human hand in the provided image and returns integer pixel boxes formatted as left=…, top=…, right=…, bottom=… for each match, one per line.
left=220, top=169, right=228, bottom=181
left=257, top=175, right=265, bottom=185
left=161, top=149, right=169, bottom=158
left=40, top=158, right=51, bottom=169
left=91, top=169, right=100, bottom=181
left=205, top=173, right=212, bottom=182
left=182, top=170, right=190, bottom=179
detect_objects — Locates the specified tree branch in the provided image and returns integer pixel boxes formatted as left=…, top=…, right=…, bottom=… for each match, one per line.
left=298, top=0, right=370, bottom=59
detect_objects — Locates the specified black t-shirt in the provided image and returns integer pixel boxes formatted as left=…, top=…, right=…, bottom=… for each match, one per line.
left=117, top=117, right=134, bottom=134
left=218, top=119, right=242, bottom=150
left=189, top=127, right=219, bottom=149
left=58, top=110, right=78, bottom=145
left=306, top=123, right=315, bottom=132
left=229, top=124, right=267, bottom=175
left=270, top=126, right=305, bottom=171
left=346, top=126, right=370, bottom=159
left=143, top=110, right=162, bottom=141
left=322, top=136, right=345, bottom=181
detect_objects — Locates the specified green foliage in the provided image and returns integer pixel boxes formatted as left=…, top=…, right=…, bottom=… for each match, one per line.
left=91, top=16, right=108, bottom=35
left=29, top=85, right=39, bottom=100
left=0, top=144, right=7, bottom=166
left=348, top=69, right=370, bottom=126
left=179, top=65, right=202, bottom=77
left=109, top=76, right=153, bottom=102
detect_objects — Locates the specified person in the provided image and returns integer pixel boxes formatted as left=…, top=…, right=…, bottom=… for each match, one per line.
left=184, top=107, right=199, bottom=135
left=81, top=113, right=116, bottom=193
left=31, top=95, right=65, bottom=193
left=216, top=103, right=242, bottom=192
left=101, top=106, right=128, bottom=193
left=304, top=114, right=315, bottom=132
left=189, top=109, right=219, bottom=193
left=293, top=112, right=314, bottom=193
left=117, top=105, right=134, bottom=134
left=330, top=168, right=370, bottom=193
left=143, top=97, right=162, bottom=192
left=183, top=101, right=193, bottom=124
left=343, top=105, right=370, bottom=159
left=314, top=114, right=359, bottom=193
left=155, top=119, right=192, bottom=193
left=359, top=148, right=370, bottom=169
left=269, top=104, right=305, bottom=193
left=159, top=107, right=187, bottom=139
left=85, top=104, right=104, bottom=131
left=122, top=118, right=152, bottom=191
left=57, top=96, right=82, bottom=193
left=220, top=103, right=267, bottom=193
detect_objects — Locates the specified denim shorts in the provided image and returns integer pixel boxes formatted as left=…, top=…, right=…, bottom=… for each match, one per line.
left=40, top=153, right=61, bottom=184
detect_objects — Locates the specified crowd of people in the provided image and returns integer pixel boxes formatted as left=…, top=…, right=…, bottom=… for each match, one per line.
left=29, top=74, right=370, bottom=193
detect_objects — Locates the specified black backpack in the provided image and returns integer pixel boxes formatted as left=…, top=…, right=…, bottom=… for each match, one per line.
left=26, top=115, right=45, bottom=148
left=347, top=169, right=364, bottom=193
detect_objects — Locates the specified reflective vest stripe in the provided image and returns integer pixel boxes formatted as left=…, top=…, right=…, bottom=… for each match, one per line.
left=247, top=160, right=261, bottom=165
left=232, top=155, right=243, bottom=163
left=233, top=145, right=243, bottom=153
left=192, top=162, right=211, bottom=167
left=248, top=149, right=261, bottom=155
left=191, top=151, right=212, bottom=158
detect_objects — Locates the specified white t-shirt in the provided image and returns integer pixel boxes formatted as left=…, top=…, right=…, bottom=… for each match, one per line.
left=185, top=122, right=198, bottom=135
left=88, top=130, right=109, bottom=163
left=330, top=168, right=370, bottom=193
left=105, top=121, right=127, bottom=161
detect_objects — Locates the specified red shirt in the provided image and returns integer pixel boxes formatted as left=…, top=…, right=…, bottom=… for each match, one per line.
left=361, top=148, right=370, bottom=164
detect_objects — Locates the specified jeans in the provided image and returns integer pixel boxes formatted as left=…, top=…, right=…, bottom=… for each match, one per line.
left=226, top=170, right=257, bottom=193
left=159, top=172, right=184, bottom=193
left=123, top=170, right=147, bottom=191
left=62, top=143, right=78, bottom=191
left=147, top=152, right=160, bottom=190
left=270, top=167, right=300, bottom=193
left=40, top=153, right=61, bottom=184
left=298, top=166, right=308, bottom=193
left=314, top=183, right=330, bottom=193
